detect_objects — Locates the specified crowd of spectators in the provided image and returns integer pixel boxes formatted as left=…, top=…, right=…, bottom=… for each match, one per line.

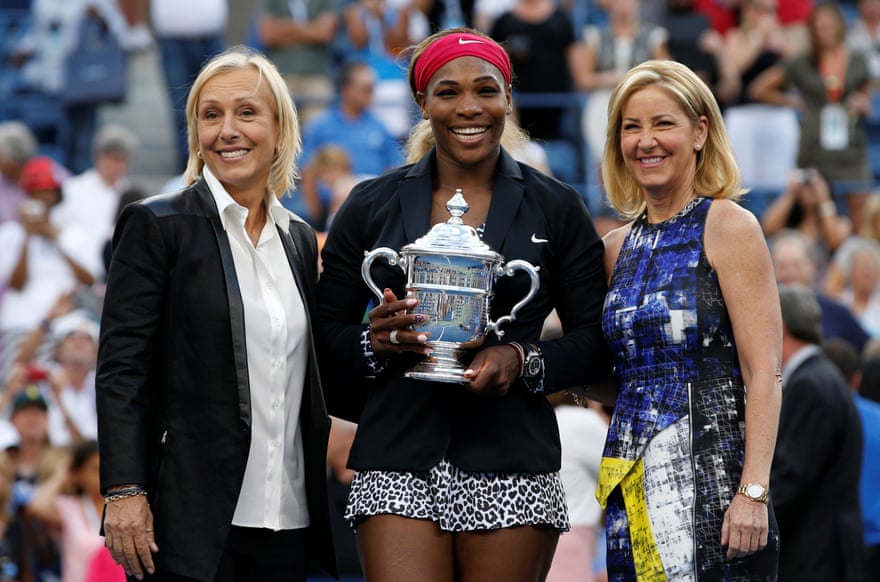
left=1, top=0, right=880, bottom=580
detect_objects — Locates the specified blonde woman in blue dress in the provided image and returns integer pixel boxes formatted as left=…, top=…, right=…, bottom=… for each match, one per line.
left=596, top=59, right=783, bottom=580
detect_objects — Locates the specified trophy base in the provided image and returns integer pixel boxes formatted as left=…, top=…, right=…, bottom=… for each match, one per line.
left=405, top=345, right=468, bottom=384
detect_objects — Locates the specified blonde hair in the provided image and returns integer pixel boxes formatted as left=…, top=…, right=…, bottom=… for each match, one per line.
left=859, top=193, right=880, bottom=240
left=401, top=27, right=529, bottom=164
left=183, top=46, right=301, bottom=197
left=601, top=59, right=744, bottom=219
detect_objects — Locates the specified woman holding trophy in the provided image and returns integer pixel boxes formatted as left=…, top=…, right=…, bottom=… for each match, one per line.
left=317, top=27, right=609, bottom=581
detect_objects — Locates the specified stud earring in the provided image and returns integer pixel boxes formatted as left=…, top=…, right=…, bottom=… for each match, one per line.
left=197, top=150, right=203, bottom=159
left=695, top=143, right=702, bottom=151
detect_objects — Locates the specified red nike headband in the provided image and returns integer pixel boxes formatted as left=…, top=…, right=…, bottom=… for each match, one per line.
left=413, top=32, right=512, bottom=93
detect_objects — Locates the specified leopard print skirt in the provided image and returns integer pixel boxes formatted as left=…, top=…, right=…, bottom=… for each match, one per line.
left=345, top=458, right=570, bottom=532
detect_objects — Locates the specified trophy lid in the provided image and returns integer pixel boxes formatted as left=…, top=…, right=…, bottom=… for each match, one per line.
left=404, top=189, right=500, bottom=260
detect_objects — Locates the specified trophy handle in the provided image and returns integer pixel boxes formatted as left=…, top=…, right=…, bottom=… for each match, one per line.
left=361, top=247, right=406, bottom=303
left=487, top=259, right=541, bottom=339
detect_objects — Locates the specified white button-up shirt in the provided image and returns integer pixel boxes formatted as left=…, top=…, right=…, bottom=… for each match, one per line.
left=205, top=168, right=309, bottom=530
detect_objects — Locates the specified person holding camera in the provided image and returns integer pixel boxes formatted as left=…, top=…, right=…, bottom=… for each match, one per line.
left=0, top=157, right=101, bottom=373
left=760, top=166, right=852, bottom=257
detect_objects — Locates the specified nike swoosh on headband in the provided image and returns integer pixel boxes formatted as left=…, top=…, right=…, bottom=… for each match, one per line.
left=458, top=37, right=484, bottom=45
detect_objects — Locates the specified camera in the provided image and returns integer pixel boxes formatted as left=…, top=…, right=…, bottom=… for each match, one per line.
left=19, top=199, right=46, bottom=220
left=795, top=168, right=814, bottom=184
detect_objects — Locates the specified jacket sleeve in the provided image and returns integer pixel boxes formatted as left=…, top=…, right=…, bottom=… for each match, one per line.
left=316, top=186, right=384, bottom=420
left=96, top=203, right=170, bottom=492
left=539, top=184, right=612, bottom=392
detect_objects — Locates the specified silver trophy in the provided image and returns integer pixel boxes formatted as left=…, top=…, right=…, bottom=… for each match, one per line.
left=361, top=189, right=540, bottom=383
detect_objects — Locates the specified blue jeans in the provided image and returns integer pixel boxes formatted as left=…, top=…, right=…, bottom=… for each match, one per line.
left=157, top=35, right=225, bottom=172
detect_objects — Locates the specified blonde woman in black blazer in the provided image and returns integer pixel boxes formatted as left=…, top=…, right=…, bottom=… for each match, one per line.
left=96, top=47, right=335, bottom=581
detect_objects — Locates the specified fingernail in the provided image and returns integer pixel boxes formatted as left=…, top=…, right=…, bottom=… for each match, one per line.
left=405, top=298, right=418, bottom=308
left=413, top=314, right=427, bottom=323
left=416, top=334, right=427, bottom=343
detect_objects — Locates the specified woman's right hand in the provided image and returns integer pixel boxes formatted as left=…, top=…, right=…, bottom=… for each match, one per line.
left=368, top=288, right=432, bottom=357
left=103, top=494, right=158, bottom=580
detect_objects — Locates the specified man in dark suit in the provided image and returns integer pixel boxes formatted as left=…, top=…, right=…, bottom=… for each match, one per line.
left=773, top=284, right=866, bottom=581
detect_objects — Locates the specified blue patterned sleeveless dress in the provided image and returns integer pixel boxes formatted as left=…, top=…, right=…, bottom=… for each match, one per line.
left=599, top=197, right=779, bottom=581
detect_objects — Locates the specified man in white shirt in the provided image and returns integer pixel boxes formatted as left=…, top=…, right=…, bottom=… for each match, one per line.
left=54, top=123, right=136, bottom=273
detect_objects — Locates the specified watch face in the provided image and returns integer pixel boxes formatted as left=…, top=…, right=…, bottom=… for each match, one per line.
left=746, top=484, right=765, bottom=499
left=527, top=357, right=541, bottom=376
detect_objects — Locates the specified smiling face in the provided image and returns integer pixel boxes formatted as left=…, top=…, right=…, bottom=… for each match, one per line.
left=196, top=67, right=279, bottom=201
left=416, top=56, right=510, bottom=170
left=619, top=85, right=707, bottom=201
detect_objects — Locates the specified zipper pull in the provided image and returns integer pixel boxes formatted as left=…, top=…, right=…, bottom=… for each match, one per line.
left=160, top=430, right=167, bottom=444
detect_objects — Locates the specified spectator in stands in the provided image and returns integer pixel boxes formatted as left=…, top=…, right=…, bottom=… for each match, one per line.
left=258, top=0, right=341, bottom=124
left=750, top=2, right=874, bottom=229
left=2, top=386, right=61, bottom=581
left=664, top=0, right=740, bottom=107
left=299, top=61, right=403, bottom=229
left=343, top=0, right=414, bottom=140
left=27, top=440, right=125, bottom=582
left=420, top=0, right=477, bottom=32
left=0, top=157, right=99, bottom=353
left=824, top=336, right=880, bottom=577
left=301, top=145, right=360, bottom=234
left=848, top=0, right=880, bottom=81
left=0, top=121, right=37, bottom=225
left=0, top=451, right=18, bottom=582
left=572, top=0, right=668, bottom=167
left=9, top=288, right=99, bottom=441
left=54, top=123, right=136, bottom=267
left=761, top=167, right=852, bottom=255
left=723, top=0, right=799, bottom=197
left=774, top=284, right=866, bottom=581
left=151, top=0, right=228, bottom=174
left=545, top=395, right=608, bottom=582
left=12, top=0, right=133, bottom=174
left=490, top=0, right=579, bottom=142
left=114, top=0, right=152, bottom=50
left=825, top=192, right=880, bottom=294
left=771, top=229, right=870, bottom=352
left=828, top=237, right=880, bottom=337
left=473, top=0, right=516, bottom=32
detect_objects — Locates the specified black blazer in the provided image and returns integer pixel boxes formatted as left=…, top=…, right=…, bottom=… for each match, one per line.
left=317, top=149, right=610, bottom=474
left=772, top=350, right=866, bottom=581
left=96, top=180, right=335, bottom=580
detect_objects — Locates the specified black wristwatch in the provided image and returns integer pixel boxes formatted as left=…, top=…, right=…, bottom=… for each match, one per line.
left=521, top=343, right=545, bottom=394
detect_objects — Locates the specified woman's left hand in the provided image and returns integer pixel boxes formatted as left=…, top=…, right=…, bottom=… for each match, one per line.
left=461, top=345, right=521, bottom=397
left=721, top=494, right=769, bottom=559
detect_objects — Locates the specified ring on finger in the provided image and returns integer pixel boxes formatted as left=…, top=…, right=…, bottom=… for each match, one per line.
left=389, top=329, right=401, bottom=345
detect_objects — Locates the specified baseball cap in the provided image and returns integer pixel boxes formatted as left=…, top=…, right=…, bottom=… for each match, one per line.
left=11, top=386, right=48, bottom=416
left=19, top=156, right=68, bottom=193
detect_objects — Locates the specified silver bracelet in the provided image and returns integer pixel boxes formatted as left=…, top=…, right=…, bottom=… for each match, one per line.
left=104, top=489, right=148, bottom=504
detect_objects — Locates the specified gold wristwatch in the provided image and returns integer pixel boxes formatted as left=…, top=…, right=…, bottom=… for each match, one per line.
left=737, top=483, right=769, bottom=504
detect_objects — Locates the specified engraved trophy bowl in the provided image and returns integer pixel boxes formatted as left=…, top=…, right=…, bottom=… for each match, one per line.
left=361, top=189, right=540, bottom=383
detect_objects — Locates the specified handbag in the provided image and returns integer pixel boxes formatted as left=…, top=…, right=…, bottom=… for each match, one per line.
left=62, top=14, right=127, bottom=106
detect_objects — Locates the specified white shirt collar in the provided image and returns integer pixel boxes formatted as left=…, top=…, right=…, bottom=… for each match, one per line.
left=203, top=166, right=293, bottom=233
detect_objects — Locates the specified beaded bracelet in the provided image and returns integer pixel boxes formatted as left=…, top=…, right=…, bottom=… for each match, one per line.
left=564, top=388, right=589, bottom=408
left=504, top=342, right=525, bottom=376
left=104, top=488, right=148, bottom=504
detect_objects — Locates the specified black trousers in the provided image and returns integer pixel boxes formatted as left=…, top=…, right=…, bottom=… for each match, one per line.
left=136, top=526, right=309, bottom=582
